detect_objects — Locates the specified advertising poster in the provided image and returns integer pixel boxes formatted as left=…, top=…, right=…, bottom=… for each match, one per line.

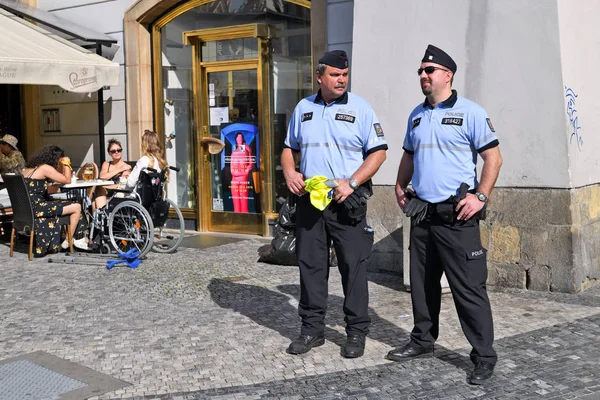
left=220, top=123, right=260, bottom=213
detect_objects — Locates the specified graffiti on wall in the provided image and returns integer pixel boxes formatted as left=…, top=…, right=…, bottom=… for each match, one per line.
left=565, top=86, right=583, bottom=151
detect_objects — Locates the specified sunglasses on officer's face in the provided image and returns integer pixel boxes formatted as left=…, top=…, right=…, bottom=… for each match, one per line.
left=109, top=148, right=122, bottom=154
left=417, top=66, right=450, bottom=75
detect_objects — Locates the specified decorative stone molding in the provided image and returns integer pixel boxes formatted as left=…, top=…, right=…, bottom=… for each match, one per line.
left=124, top=0, right=179, bottom=160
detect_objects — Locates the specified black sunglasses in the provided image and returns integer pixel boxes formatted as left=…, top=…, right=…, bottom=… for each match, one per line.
left=417, top=66, right=450, bottom=75
left=109, top=148, right=123, bottom=154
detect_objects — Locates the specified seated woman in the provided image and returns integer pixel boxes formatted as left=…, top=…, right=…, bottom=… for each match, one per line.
left=125, top=130, right=167, bottom=190
left=94, top=139, right=131, bottom=209
left=22, top=145, right=89, bottom=256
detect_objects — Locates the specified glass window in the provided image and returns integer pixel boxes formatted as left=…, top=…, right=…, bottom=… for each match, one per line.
left=269, top=6, right=311, bottom=213
left=207, top=69, right=260, bottom=214
left=201, top=38, right=258, bottom=62
left=160, top=23, right=195, bottom=209
left=158, top=0, right=311, bottom=213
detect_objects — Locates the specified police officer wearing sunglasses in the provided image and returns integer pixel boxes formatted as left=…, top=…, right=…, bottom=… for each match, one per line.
left=282, top=50, right=387, bottom=358
left=390, top=45, right=503, bottom=384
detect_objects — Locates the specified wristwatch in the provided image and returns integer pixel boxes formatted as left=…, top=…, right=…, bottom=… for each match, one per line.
left=349, top=178, right=359, bottom=190
left=475, top=192, right=488, bottom=203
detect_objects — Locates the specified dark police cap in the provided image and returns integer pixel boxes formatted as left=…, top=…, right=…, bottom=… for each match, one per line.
left=318, top=50, right=349, bottom=69
left=421, top=44, right=457, bottom=74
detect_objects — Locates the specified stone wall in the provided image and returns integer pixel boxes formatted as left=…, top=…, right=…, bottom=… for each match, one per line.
left=366, top=186, right=403, bottom=275
left=366, top=185, right=600, bottom=293
left=482, top=186, right=600, bottom=293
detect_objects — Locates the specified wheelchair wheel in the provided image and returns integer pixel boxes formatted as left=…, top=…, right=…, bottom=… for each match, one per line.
left=152, top=199, right=185, bottom=253
left=108, top=201, right=154, bottom=258
left=100, top=243, right=112, bottom=255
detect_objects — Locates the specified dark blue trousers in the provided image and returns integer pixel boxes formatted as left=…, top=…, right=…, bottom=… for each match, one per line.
left=295, top=194, right=374, bottom=337
left=409, top=215, right=497, bottom=365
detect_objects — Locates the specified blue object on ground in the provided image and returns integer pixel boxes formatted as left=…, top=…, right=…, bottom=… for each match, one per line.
left=106, top=249, right=142, bottom=270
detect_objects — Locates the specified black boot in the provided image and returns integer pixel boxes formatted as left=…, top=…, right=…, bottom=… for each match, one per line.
left=386, top=343, right=433, bottom=362
left=469, top=361, right=494, bottom=384
left=341, top=335, right=366, bottom=358
left=287, top=334, right=325, bottom=355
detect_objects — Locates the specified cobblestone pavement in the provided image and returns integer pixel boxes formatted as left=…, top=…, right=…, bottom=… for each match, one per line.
left=0, top=238, right=599, bottom=399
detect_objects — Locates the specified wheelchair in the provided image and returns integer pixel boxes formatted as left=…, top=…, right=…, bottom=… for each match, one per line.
left=86, top=165, right=184, bottom=258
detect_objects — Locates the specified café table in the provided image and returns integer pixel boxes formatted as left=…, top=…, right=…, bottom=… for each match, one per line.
left=58, top=179, right=115, bottom=190
left=51, top=178, right=114, bottom=191
left=50, top=179, right=115, bottom=204
left=46, top=179, right=115, bottom=251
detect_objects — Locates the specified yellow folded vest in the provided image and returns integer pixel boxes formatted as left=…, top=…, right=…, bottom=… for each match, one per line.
left=304, top=175, right=336, bottom=211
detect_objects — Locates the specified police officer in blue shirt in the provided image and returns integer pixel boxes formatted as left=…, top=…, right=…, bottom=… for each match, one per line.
left=281, top=50, right=387, bottom=358
left=388, top=45, right=503, bottom=384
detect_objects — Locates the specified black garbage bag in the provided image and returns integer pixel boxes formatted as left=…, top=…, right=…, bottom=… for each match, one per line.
left=277, top=195, right=296, bottom=229
left=258, top=196, right=298, bottom=266
left=258, top=195, right=338, bottom=267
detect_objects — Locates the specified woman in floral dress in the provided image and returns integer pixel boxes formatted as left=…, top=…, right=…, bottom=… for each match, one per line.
left=23, top=145, right=89, bottom=257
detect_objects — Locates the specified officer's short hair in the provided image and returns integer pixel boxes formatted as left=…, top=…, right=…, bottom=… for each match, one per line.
left=316, top=63, right=327, bottom=75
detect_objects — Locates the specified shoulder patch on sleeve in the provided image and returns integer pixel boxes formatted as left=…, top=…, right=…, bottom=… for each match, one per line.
left=412, top=117, right=421, bottom=129
left=486, top=118, right=496, bottom=132
left=373, top=123, right=384, bottom=137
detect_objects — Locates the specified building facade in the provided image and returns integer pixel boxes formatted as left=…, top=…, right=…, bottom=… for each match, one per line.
left=7, top=0, right=599, bottom=292
left=351, top=0, right=600, bottom=293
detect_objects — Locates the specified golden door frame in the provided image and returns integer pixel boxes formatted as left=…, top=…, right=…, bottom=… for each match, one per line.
left=148, top=0, right=312, bottom=234
left=185, top=24, right=276, bottom=235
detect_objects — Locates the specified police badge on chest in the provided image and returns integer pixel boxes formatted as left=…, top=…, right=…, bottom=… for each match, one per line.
left=335, top=113, right=356, bottom=123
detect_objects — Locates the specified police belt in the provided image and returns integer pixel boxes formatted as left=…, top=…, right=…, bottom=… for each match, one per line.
left=426, top=190, right=486, bottom=222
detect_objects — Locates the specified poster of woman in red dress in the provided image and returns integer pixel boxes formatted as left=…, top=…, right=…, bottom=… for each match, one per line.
left=220, top=123, right=259, bottom=213
left=230, top=132, right=253, bottom=213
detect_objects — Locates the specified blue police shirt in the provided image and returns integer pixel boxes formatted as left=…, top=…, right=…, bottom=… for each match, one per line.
left=285, top=91, right=388, bottom=179
left=403, top=90, right=499, bottom=203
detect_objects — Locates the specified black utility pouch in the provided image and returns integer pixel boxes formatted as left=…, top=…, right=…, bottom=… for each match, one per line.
left=436, top=203, right=455, bottom=223
left=477, top=204, right=487, bottom=220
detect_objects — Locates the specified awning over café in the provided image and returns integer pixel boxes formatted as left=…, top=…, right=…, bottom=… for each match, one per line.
left=0, top=8, right=119, bottom=93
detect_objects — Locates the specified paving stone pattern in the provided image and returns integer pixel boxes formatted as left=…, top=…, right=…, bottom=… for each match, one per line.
left=0, top=359, right=87, bottom=399
left=0, top=239, right=599, bottom=399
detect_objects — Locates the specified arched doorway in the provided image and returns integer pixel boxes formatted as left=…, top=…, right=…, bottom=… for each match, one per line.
left=127, top=0, right=313, bottom=235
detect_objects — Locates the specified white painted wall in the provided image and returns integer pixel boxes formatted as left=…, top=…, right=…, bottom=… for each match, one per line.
left=351, top=0, right=572, bottom=188
left=557, top=0, right=600, bottom=187
left=36, top=0, right=135, bottom=167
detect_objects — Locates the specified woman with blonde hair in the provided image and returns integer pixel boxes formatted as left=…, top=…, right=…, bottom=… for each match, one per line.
left=126, top=130, right=167, bottom=189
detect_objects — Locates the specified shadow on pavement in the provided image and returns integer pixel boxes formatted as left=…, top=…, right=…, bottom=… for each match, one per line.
left=367, top=270, right=406, bottom=292
left=207, top=278, right=300, bottom=341
left=277, top=283, right=475, bottom=374
left=207, top=278, right=473, bottom=373
left=276, top=283, right=409, bottom=350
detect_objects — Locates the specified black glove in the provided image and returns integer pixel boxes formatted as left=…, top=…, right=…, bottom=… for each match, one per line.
left=404, top=197, right=428, bottom=225
left=344, top=186, right=370, bottom=209
left=342, top=186, right=371, bottom=222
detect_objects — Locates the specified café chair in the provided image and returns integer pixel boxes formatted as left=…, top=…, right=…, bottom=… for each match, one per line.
left=1, top=173, right=73, bottom=261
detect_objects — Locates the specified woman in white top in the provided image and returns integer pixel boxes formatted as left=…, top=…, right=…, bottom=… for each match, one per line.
left=126, top=130, right=167, bottom=190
